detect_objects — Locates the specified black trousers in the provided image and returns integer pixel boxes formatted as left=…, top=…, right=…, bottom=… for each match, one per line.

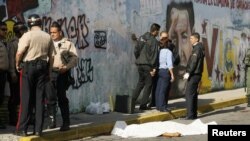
left=16, top=60, right=48, bottom=133
left=132, top=65, right=153, bottom=108
left=7, top=72, right=20, bottom=124
left=0, top=71, right=7, bottom=105
left=47, top=71, right=70, bottom=124
left=185, top=74, right=201, bottom=118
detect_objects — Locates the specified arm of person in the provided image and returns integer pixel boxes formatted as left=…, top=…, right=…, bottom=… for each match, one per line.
left=15, top=51, right=23, bottom=72
left=8, top=41, right=18, bottom=82
left=16, top=32, right=29, bottom=72
left=169, top=68, right=174, bottom=82
left=167, top=50, right=174, bottom=82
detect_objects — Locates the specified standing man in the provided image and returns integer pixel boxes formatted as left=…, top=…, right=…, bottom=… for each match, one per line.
left=183, top=32, right=205, bottom=120
left=132, top=23, right=160, bottom=111
left=244, top=47, right=250, bottom=107
left=47, top=21, right=78, bottom=131
left=8, top=22, right=28, bottom=126
left=0, top=21, right=9, bottom=129
left=15, top=14, right=55, bottom=136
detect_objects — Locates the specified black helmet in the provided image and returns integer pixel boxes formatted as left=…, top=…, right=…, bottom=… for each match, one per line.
left=13, top=22, right=28, bottom=34
left=27, top=14, right=42, bottom=27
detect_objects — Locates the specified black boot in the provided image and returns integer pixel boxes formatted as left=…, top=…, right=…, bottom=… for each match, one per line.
left=59, top=104, right=70, bottom=131
left=47, top=104, right=57, bottom=129
left=8, top=106, right=18, bottom=126
left=0, top=119, right=6, bottom=129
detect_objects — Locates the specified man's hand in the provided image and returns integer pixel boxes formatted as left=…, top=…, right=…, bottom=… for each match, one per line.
left=183, top=73, right=190, bottom=80
left=16, top=64, right=21, bottom=72
left=59, top=65, right=68, bottom=74
left=150, top=69, right=156, bottom=77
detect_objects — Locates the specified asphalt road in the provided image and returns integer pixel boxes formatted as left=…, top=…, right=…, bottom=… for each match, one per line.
left=74, top=103, right=250, bottom=141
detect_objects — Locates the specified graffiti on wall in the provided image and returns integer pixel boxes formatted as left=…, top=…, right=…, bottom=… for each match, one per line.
left=42, top=14, right=89, bottom=49
left=1, top=0, right=250, bottom=112
left=73, top=58, right=94, bottom=89
left=165, top=1, right=250, bottom=96
left=94, top=30, right=107, bottom=49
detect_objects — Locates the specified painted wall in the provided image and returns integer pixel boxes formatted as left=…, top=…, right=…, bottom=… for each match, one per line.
left=1, top=0, right=250, bottom=113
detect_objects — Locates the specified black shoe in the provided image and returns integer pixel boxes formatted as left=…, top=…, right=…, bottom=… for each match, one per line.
left=60, top=125, right=70, bottom=131
left=0, top=124, right=6, bottom=129
left=180, top=116, right=197, bottom=120
left=159, top=108, right=171, bottom=112
left=47, top=124, right=56, bottom=129
left=139, top=106, right=151, bottom=111
left=0, top=120, right=6, bottom=129
left=14, top=130, right=27, bottom=136
left=34, top=132, right=42, bottom=136
left=9, top=121, right=17, bottom=126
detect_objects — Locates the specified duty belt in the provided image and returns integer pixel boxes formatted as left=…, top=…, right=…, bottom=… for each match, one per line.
left=25, top=59, right=47, bottom=66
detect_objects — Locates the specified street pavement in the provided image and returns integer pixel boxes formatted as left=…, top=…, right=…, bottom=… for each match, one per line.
left=0, top=88, right=247, bottom=141
left=77, top=103, right=250, bottom=141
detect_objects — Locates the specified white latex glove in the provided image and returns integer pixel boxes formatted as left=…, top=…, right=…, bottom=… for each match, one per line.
left=183, top=73, right=190, bottom=80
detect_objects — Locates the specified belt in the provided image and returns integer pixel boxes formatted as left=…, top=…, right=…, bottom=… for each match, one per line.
left=52, top=69, right=60, bottom=72
left=25, top=59, right=47, bottom=66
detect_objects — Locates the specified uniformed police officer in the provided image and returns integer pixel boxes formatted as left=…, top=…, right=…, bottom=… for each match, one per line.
left=0, top=21, right=9, bottom=129
left=7, top=22, right=28, bottom=126
left=183, top=32, right=205, bottom=120
left=244, top=48, right=250, bottom=107
left=46, top=21, right=77, bottom=131
left=15, top=14, right=55, bottom=136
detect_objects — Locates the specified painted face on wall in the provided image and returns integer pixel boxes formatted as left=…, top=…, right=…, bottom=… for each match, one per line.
left=168, top=8, right=192, bottom=71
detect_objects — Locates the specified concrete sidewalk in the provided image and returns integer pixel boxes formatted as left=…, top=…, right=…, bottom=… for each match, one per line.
left=0, top=88, right=248, bottom=141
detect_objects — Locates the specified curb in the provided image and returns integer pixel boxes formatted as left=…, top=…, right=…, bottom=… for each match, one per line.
left=19, top=96, right=247, bottom=141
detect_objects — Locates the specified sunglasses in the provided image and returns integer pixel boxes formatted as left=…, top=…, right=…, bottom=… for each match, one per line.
left=0, top=28, right=7, bottom=31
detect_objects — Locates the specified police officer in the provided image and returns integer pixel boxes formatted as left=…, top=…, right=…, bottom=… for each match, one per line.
left=15, top=14, right=55, bottom=136
left=7, top=22, right=28, bottom=126
left=244, top=48, right=250, bottom=107
left=46, top=21, right=77, bottom=131
left=0, top=21, right=9, bottom=129
left=183, top=32, right=205, bottom=120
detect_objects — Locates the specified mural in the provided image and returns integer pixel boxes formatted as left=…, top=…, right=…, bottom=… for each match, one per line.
left=1, top=0, right=250, bottom=113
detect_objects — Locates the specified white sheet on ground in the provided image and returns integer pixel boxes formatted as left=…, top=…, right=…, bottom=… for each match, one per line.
left=111, top=119, right=217, bottom=138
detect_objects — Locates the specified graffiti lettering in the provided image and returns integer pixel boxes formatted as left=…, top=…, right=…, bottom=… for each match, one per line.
left=194, top=0, right=250, bottom=10
left=42, top=14, right=89, bottom=50
left=202, top=27, right=219, bottom=77
left=72, top=58, right=94, bottom=89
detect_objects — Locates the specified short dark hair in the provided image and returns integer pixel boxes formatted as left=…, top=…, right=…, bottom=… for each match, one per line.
left=150, top=23, right=161, bottom=33
left=0, top=21, right=7, bottom=26
left=50, top=21, right=61, bottom=31
left=191, top=32, right=200, bottom=42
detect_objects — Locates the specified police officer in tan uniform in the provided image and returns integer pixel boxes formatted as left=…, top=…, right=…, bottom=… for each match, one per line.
left=7, top=22, right=28, bottom=126
left=0, top=21, right=9, bottom=129
left=15, top=14, right=55, bottom=136
left=46, top=21, right=77, bottom=131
